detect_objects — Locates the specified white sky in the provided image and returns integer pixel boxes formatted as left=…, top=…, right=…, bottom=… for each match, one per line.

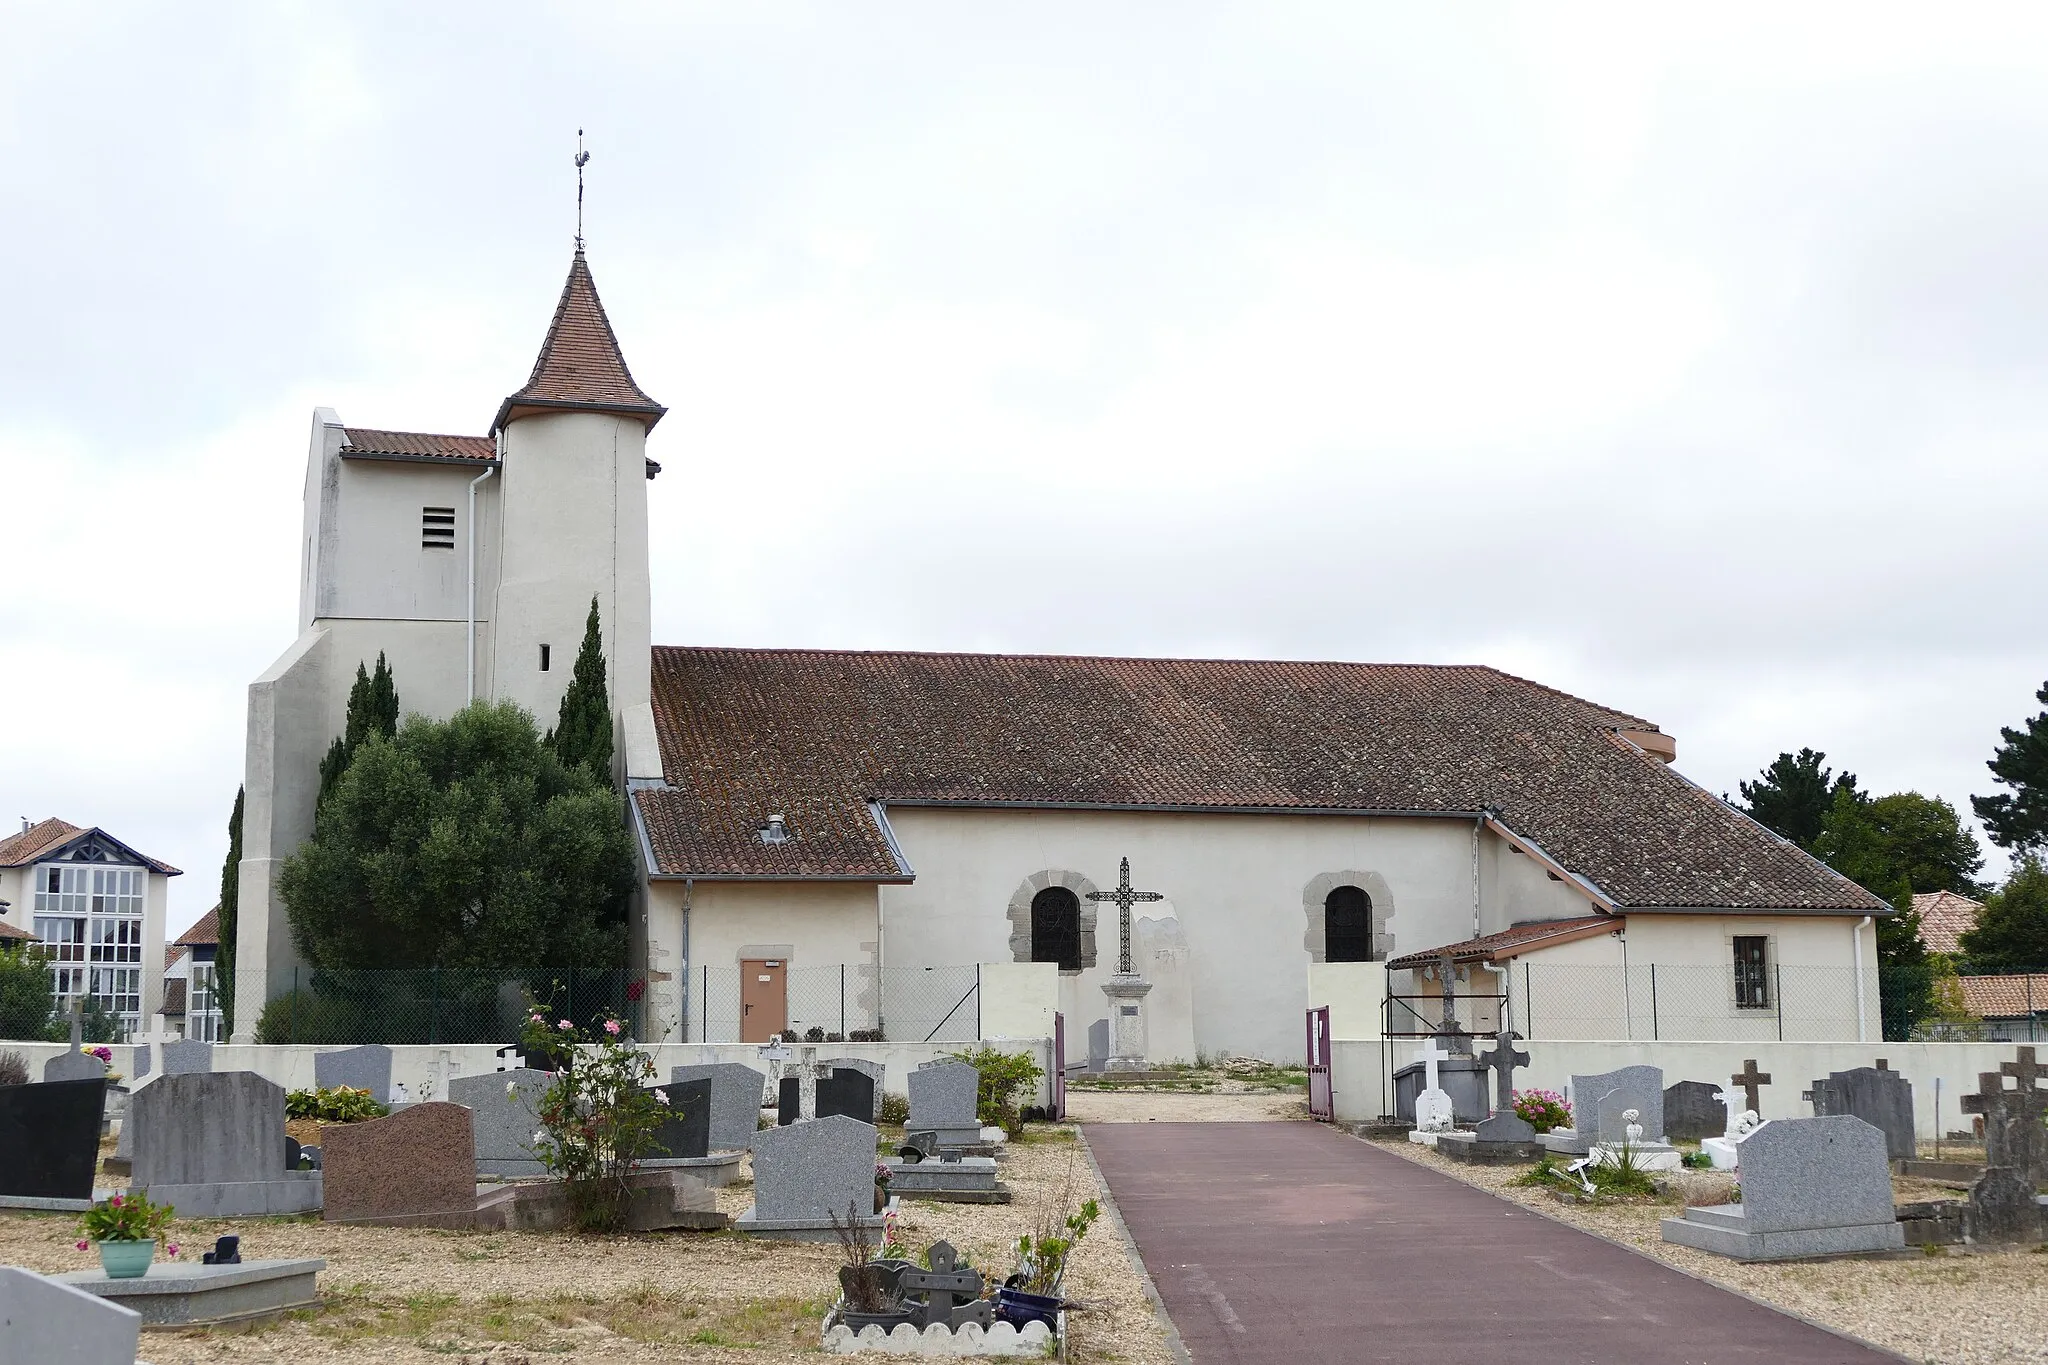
left=2, top=3, right=2043, bottom=936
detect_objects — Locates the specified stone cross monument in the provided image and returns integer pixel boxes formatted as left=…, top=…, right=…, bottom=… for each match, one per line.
left=1087, top=858, right=1165, bottom=1072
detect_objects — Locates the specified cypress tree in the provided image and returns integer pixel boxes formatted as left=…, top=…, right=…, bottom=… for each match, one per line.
left=547, top=598, right=614, bottom=787
left=318, top=653, right=401, bottom=807
left=216, top=786, right=243, bottom=1036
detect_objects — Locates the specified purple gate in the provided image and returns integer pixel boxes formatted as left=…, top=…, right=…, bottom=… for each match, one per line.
left=1306, top=1005, right=1333, bottom=1121
left=1053, top=1011, right=1067, bottom=1121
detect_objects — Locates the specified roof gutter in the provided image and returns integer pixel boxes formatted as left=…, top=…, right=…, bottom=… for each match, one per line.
left=868, top=802, right=917, bottom=879
left=876, top=798, right=1489, bottom=821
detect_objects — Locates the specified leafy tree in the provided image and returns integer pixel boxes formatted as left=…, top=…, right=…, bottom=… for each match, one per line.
left=546, top=598, right=614, bottom=788
left=215, top=785, right=243, bottom=1038
left=1973, top=681, right=2048, bottom=855
left=1814, top=788, right=1985, bottom=1040
left=279, top=700, right=635, bottom=972
left=0, top=945, right=55, bottom=1042
left=1924, top=954, right=1985, bottom=1038
left=1738, top=749, right=1860, bottom=850
left=317, top=653, right=400, bottom=807
left=1958, top=856, right=2048, bottom=975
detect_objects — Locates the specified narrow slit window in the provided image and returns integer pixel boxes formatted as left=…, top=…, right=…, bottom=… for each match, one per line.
left=539, top=644, right=551, bottom=671
left=422, top=506, right=456, bottom=549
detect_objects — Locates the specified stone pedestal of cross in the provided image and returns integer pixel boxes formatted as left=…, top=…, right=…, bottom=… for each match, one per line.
left=1731, top=1058, right=1772, bottom=1115
left=1087, top=858, right=1165, bottom=1072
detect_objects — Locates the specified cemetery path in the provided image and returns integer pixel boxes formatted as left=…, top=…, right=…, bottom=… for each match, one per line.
left=1085, top=1121, right=1903, bottom=1365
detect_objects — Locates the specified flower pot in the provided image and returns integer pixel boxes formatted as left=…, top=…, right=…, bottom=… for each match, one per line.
left=873, top=1184, right=888, bottom=1213
left=995, top=1286, right=1062, bottom=1331
left=96, top=1240, right=155, bottom=1279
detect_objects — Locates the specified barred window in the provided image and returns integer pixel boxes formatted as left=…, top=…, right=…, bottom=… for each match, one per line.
left=1324, top=885, right=1375, bottom=962
left=1733, top=935, right=1771, bottom=1008
left=1030, top=887, right=1082, bottom=973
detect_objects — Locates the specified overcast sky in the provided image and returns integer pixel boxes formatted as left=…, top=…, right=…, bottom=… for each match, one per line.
left=4, top=4, right=2045, bottom=936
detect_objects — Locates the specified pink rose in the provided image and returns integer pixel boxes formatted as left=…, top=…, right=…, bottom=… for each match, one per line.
left=76, top=1240, right=89, bottom=1251
left=603, top=1020, right=621, bottom=1036
left=557, top=1020, right=573, bottom=1031
left=109, top=1195, right=122, bottom=1207
left=166, top=1244, right=179, bottom=1257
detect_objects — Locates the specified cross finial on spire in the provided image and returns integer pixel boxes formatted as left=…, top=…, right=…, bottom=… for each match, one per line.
left=574, top=128, right=591, bottom=252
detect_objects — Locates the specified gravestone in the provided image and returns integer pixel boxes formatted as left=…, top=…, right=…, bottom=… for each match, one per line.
left=161, top=1039, right=213, bottom=1076
left=130, top=1071, right=321, bottom=1217
left=1966, top=1167, right=2046, bottom=1244
left=643, top=1078, right=712, bottom=1162
left=42, top=1006, right=106, bottom=1084
left=822, top=1057, right=885, bottom=1119
left=737, top=1112, right=885, bottom=1239
left=1086, top=1019, right=1110, bottom=1071
left=884, top=1153, right=1009, bottom=1204
left=1962, top=1049, right=2048, bottom=1190
left=817, top=1068, right=877, bottom=1125
left=450, top=1068, right=551, bottom=1177
left=1663, top=1081, right=1724, bottom=1142
left=1436, top=1032, right=1540, bottom=1162
left=0, top=1078, right=107, bottom=1203
left=1574, top=1066, right=1664, bottom=1144
left=0, top=1266, right=142, bottom=1365
left=907, top=1061, right=982, bottom=1148
left=1731, top=1058, right=1773, bottom=1114
left=900, top=1240, right=993, bottom=1330
left=777, top=1075, right=801, bottom=1125
left=1804, top=1063, right=1914, bottom=1162
left=669, top=1062, right=769, bottom=1151
left=1393, top=1053, right=1489, bottom=1125
left=1661, top=1115, right=1904, bottom=1260
left=323, top=1102, right=476, bottom=1224
left=315, top=1045, right=393, bottom=1103
left=55, top=1256, right=325, bottom=1328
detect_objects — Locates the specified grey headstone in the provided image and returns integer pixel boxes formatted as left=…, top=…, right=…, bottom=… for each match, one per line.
left=908, top=1061, right=981, bottom=1143
left=450, top=1068, right=552, bottom=1177
left=161, top=1040, right=214, bottom=1077
left=315, top=1045, right=393, bottom=1103
left=1086, top=1019, right=1110, bottom=1070
left=1806, top=1066, right=1915, bottom=1162
left=821, top=1057, right=884, bottom=1118
left=748, top=1112, right=878, bottom=1223
left=669, top=1063, right=768, bottom=1152
left=131, top=1072, right=287, bottom=1188
left=0, top=1266, right=141, bottom=1365
left=1733, top=1115, right=1896, bottom=1234
left=1662, top=1081, right=1724, bottom=1142
left=1572, top=1066, right=1664, bottom=1144
left=1967, top=1167, right=2044, bottom=1244
left=42, top=1043, right=107, bottom=1085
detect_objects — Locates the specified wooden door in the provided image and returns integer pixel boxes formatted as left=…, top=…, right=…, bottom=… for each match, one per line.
left=740, top=959, right=787, bottom=1043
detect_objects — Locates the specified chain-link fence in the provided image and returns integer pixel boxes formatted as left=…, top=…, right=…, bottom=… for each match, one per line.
left=251, top=967, right=644, bottom=1045
left=1505, top=962, right=1868, bottom=1042
left=685, top=964, right=981, bottom=1044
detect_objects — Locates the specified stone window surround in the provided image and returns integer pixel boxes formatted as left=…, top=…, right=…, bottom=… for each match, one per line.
left=1301, top=870, right=1395, bottom=964
left=1007, top=869, right=1102, bottom=974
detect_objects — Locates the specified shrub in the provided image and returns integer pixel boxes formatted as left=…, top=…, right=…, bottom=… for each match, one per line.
left=519, top=1005, right=667, bottom=1232
left=877, top=1092, right=910, bottom=1126
left=255, top=989, right=360, bottom=1044
left=285, top=1086, right=389, bottom=1123
left=0, top=1050, right=27, bottom=1086
left=944, top=1045, right=1045, bottom=1138
left=0, top=945, right=55, bottom=1042
left=1511, top=1088, right=1572, bottom=1133
left=1012, top=1154, right=1100, bottom=1295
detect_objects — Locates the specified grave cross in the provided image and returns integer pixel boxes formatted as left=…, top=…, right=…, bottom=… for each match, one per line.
left=1086, top=857, right=1165, bottom=975
left=1712, top=1085, right=1745, bottom=1138
left=1731, top=1058, right=1772, bottom=1113
left=899, top=1240, right=985, bottom=1328
left=1477, top=1030, right=1529, bottom=1115
left=65, top=997, right=84, bottom=1053
left=2001, top=1046, right=2045, bottom=1094
left=1959, top=1071, right=2008, bottom=1122
left=1417, top=1037, right=1451, bottom=1093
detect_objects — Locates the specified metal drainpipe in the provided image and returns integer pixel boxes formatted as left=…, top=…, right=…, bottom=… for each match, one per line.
left=466, top=447, right=499, bottom=702
left=1854, top=914, right=1872, bottom=1042
left=682, top=877, right=693, bottom=1043
left=1471, top=817, right=1483, bottom=941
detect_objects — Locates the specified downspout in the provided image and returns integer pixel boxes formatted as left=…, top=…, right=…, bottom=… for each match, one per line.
left=1471, top=815, right=1484, bottom=941
left=466, top=446, right=499, bottom=702
left=682, top=877, right=694, bottom=1043
left=1854, top=914, right=1872, bottom=1042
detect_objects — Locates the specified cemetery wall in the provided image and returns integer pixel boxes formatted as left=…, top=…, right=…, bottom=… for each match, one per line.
left=977, top=962, right=1058, bottom=1040
left=1328, top=1037, right=2026, bottom=1137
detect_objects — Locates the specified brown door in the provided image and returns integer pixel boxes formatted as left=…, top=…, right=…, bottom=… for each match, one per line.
left=740, top=959, right=787, bottom=1043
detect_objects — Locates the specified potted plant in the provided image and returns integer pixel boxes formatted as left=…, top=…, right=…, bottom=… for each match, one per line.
left=999, top=1160, right=1099, bottom=1331
left=76, top=1191, right=178, bottom=1279
left=831, top=1202, right=915, bottom=1331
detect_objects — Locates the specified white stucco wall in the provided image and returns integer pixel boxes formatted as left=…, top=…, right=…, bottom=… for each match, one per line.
left=648, top=880, right=881, bottom=1043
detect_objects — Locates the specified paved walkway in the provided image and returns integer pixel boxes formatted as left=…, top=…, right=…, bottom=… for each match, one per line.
left=1086, top=1122, right=1900, bottom=1365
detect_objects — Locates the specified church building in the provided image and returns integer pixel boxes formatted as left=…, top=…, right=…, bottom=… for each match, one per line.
left=232, top=247, right=1889, bottom=1061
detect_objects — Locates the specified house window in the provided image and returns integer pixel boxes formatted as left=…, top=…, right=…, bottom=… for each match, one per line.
left=422, top=506, right=455, bottom=549
left=1733, top=935, right=1771, bottom=1009
left=1030, top=887, right=1082, bottom=973
left=34, top=863, right=146, bottom=1038
left=188, top=960, right=222, bottom=1042
left=1325, top=885, right=1375, bottom=962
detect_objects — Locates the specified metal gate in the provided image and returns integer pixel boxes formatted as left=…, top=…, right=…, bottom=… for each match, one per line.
left=1052, top=1011, right=1067, bottom=1121
left=1306, top=1005, right=1333, bottom=1121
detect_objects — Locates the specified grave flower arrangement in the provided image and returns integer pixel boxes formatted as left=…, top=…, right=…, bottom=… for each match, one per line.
left=1008, top=1156, right=1100, bottom=1301
left=1512, top=1088, right=1572, bottom=1134
left=286, top=1085, right=390, bottom=1124
left=519, top=1004, right=668, bottom=1232
left=77, top=1192, right=178, bottom=1278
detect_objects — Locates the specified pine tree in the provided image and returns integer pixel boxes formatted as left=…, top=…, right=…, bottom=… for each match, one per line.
left=1973, top=680, right=2048, bottom=854
left=317, top=653, right=401, bottom=807
left=547, top=598, right=614, bottom=787
left=216, top=786, right=243, bottom=1037
left=1738, top=749, right=1860, bottom=850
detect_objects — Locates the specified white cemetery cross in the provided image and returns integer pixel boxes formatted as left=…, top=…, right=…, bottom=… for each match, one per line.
left=1408, top=1038, right=1458, bottom=1142
left=132, top=1014, right=180, bottom=1089
left=1701, top=1086, right=1748, bottom=1169
left=795, top=1046, right=832, bottom=1121
left=1087, top=857, right=1166, bottom=1072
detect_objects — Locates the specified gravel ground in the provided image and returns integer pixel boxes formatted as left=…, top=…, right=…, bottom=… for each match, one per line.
left=1366, top=1135, right=2048, bottom=1365
left=0, top=1125, right=1172, bottom=1365
left=1064, top=1088, right=1308, bottom=1124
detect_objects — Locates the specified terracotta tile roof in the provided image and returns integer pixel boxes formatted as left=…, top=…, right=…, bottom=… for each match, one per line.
left=1958, top=974, right=2048, bottom=1018
left=1914, top=890, right=1984, bottom=955
left=637, top=646, right=1888, bottom=912
left=175, top=906, right=220, bottom=948
left=1386, top=916, right=1621, bottom=969
left=0, top=920, right=39, bottom=944
left=339, top=428, right=495, bottom=464
left=0, top=818, right=179, bottom=876
left=494, top=250, right=665, bottom=432
left=0, top=818, right=83, bottom=866
left=161, top=978, right=187, bottom=1016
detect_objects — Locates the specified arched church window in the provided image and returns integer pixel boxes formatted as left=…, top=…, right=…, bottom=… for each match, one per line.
left=1325, top=885, right=1375, bottom=962
left=1030, top=887, right=1082, bottom=972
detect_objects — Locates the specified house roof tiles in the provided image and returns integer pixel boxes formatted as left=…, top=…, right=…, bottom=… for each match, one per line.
left=0, top=921, right=38, bottom=943
left=0, top=818, right=179, bottom=876
left=1914, top=890, right=1984, bottom=956
left=1957, top=973, right=2048, bottom=1018
left=339, top=428, right=495, bottom=464
left=494, top=250, right=664, bottom=432
left=636, top=646, right=1888, bottom=913
left=1386, top=916, right=1621, bottom=969
left=175, top=907, right=220, bottom=948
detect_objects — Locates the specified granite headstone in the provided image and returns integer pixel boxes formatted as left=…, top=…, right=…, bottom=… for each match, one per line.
left=742, top=1112, right=881, bottom=1231
left=129, top=1071, right=322, bottom=1216
left=907, top=1061, right=982, bottom=1146
left=669, top=1063, right=769, bottom=1151
left=816, top=1068, right=877, bottom=1125
left=161, top=1039, right=214, bottom=1076
left=1572, top=1066, right=1664, bottom=1144
left=450, top=1068, right=551, bottom=1177
left=1661, top=1115, right=1905, bottom=1260
left=821, top=1057, right=884, bottom=1119
left=0, top=1266, right=142, bottom=1365
left=0, top=1078, right=106, bottom=1201
left=315, top=1045, right=393, bottom=1103
left=1805, top=1065, right=1914, bottom=1162
left=644, top=1078, right=712, bottom=1161
left=322, top=1102, right=476, bottom=1223
left=777, top=1075, right=801, bottom=1125
left=1662, top=1080, right=1724, bottom=1143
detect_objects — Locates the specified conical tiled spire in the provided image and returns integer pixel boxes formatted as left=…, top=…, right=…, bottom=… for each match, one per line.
left=494, top=249, right=666, bottom=432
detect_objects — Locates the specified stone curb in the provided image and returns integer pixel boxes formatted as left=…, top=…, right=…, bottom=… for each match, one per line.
left=1075, top=1126, right=1190, bottom=1365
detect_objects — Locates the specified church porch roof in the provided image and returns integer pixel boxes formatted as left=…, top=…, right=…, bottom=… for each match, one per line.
left=1386, top=916, right=1620, bottom=970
